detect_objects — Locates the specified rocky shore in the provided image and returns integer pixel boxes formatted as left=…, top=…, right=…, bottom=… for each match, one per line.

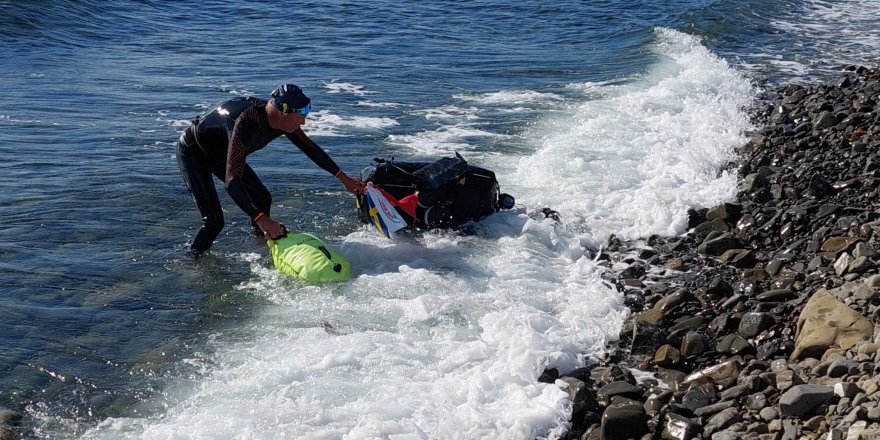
left=552, top=66, right=880, bottom=440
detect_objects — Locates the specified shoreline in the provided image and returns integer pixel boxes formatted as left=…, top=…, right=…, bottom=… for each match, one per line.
left=557, top=65, right=880, bottom=440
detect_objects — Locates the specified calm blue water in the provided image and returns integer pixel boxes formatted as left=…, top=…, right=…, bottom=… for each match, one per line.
left=2, top=1, right=879, bottom=438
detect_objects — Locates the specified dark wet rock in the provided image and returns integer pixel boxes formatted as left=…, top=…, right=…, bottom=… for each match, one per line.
left=717, top=384, right=750, bottom=401
left=706, top=203, right=743, bottom=223
left=778, top=384, right=837, bottom=417
left=679, top=331, right=706, bottom=357
left=743, top=393, right=768, bottom=412
left=703, top=407, right=740, bottom=437
left=820, top=236, right=862, bottom=253
left=562, top=367, right=593, bottom=384
left=755, top=288, right=795, bottom=302
left=600, top=397, right=649, bottom=440
left=624, top=319, right=667, bottom=356
left=683, top=359, right=742, bottom=390
left=717, top=334, right=754, bottom=355
left=692, top=400, right=735, bottom=418
left=560, top=377, right=600, bottom=421
left=738, top=312, right=775, bottom=339
left=698, top=233, right=739, bottom=256
left=660, top=413, right=702, bottom=440
left=654, top=344, right=681, bottom=368
left=680, top=388, right=711, bottom=412
left=594, top=365, right=637, bottom=387
left=643, top=390, right=672, bottom=416
left=596, top=381, right=642, bottom=407
left=538, top=368, right=559, bottom=383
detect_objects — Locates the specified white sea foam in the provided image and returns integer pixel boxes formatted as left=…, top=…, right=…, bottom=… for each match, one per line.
left=78, top=28, right=753, bottom=440
left=387, top=125, right=508, bottom=156
left=303, top=110, right=399, bottom=137
left=324, top=81, right=371, bottom=96
left=356, top=100, right=408, bottom=108
left=506, top=27, right=754, bottom=243
left=763, top=0, right=880, bottom=80
left=455, top=90, right=565, bottom=105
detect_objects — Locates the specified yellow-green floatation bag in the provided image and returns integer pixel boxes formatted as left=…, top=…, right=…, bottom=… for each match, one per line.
left=267, top=232, right=351, bottom=283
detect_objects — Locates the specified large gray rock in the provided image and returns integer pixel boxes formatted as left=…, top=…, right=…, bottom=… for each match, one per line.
left=778, top=384, right=836, bottom=417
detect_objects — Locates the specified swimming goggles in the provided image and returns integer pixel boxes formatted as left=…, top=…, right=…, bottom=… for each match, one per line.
left=280, top=102, right=310, bottom=116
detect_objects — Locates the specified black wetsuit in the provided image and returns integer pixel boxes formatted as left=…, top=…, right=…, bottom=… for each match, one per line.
left=177, top=97, right=341, bottom=252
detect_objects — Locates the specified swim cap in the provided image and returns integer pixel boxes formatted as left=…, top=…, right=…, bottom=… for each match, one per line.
left=270, top=84, right=310, bottom=113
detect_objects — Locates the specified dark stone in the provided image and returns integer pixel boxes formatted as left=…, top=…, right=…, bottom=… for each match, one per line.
left=538, top=368, right=559, bottom=383
left=778, top=384, right=837, bottom=417
left=706, top=203, right=743, bottom=223
left=680, top=331, right=706, bottom=357
left=694, top=218, right=730, bottom=240
left=687, top=208, right=707, bottom=229
left=755, top=289, right=796, bottom=301
left=627, top=320, right=667, bottom=356
left=808, top=173, right=835, bottom=199
left=597, top=381, right=642, bottom=406
left=738, top=312, right=775, bottom=339
left=693, top=400, right=735, bottom=418
left=661, top=413, right=703, bottom=440
left=619, top=263, right=646, bottom=280
left=594, top=365, right=636, bottom=387
left=704, top=407, right=741, bottom=437
left=717, top=334, right=754, bottom=355
left=600, top=397, right=649, bottom=440
left=560, top=377, right=601, bottom=421
left=681, top=389, right=711, bottom=412
left=718, top=384, right=750, bottom=401
left=706, top=277, right=733, bottom=297
left=814, top=111, right=837, bottom=129
left=563, top=367, right=593, bottom=385
left=698, top=233, right=739, bottom=256
left=668, top=316, right=706, bottom=333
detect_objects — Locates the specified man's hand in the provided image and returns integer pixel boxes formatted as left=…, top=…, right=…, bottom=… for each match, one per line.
left=256, top=215, right=285, bottom=240
left=337, top=171, right=366, bottom=195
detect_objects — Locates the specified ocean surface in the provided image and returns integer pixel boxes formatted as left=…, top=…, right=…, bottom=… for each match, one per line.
left=2, top=1, right=879, bottom=438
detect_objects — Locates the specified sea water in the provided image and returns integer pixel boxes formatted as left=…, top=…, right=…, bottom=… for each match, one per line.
left=1, top=1, right=879, bottom=438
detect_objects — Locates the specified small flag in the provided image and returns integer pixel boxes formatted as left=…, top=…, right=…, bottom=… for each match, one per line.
left=365, top=183, right=407, bottom=238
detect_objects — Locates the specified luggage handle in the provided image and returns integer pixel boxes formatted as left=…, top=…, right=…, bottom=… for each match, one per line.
left=318, top=245, right=344, bottom=273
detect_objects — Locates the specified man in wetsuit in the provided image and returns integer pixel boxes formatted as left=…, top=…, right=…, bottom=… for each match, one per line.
left=177, top=83, right=365, bottom=254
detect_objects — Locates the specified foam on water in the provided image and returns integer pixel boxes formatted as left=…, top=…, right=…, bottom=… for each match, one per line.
left=324, top=81, right=372, bottom=96
left=507, top=28, right=754, bottom=242
left=455, top=90, right=566, bottom=106
left=760, top=0, right=880, bottom=81
left=77, top=28, right=753, bottom=439
left=302, top=110, right=399, bottom=137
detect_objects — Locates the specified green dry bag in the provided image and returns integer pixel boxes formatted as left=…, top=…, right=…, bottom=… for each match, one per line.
left=267, top=232, right=351, bottom=283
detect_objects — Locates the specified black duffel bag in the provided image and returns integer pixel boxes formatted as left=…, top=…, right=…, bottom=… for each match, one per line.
left=357, top=154, right=514, bottom=230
